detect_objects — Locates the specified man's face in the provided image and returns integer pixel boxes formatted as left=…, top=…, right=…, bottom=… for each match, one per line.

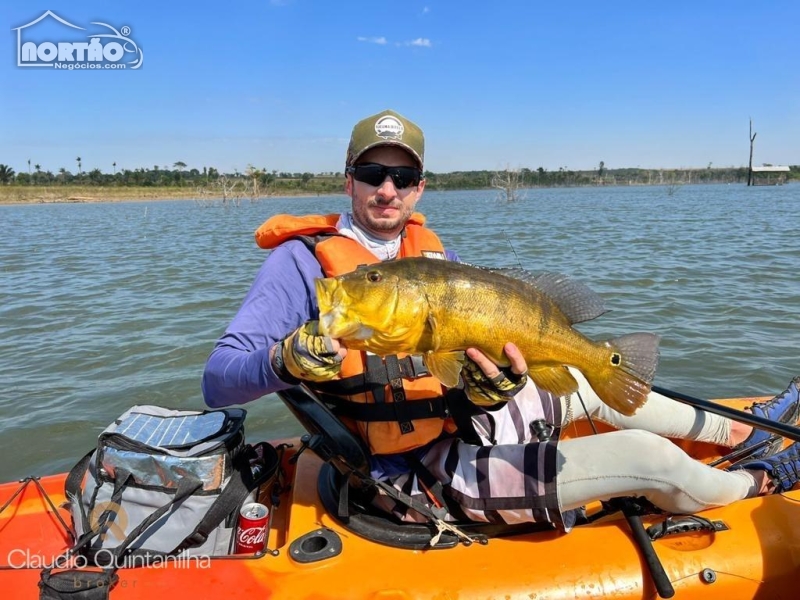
left=345, top=145, right=426, bottom=240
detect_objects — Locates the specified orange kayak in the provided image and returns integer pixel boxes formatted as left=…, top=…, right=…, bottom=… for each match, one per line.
left=2, top=396, right=799, bottom=600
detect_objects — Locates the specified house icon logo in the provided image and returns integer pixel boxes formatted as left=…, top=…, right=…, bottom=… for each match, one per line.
left=12, top=10, right=143, bottom=70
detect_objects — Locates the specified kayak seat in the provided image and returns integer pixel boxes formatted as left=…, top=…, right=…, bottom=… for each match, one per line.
left=277, top=384, right=370, bottom=479
left=277, top=385, right=555, bottom=550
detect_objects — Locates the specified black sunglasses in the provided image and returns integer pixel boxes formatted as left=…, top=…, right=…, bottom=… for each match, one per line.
left=346, top=163, right=422, bottom=189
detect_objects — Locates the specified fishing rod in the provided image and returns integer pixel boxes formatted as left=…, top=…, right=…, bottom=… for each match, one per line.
left=653, top=385, right=800, bottom=445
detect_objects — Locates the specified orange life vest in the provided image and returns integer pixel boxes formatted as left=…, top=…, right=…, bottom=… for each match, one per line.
left=255, top=213, right=457, bottom=454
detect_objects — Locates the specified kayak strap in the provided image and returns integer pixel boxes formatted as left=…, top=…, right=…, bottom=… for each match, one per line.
left=365, top=476, right=485, bottom=547
left=278, top=385, right=486, bottom=548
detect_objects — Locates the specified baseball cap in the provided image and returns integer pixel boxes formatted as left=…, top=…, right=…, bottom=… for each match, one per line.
left=345, top=109, right=424, bottom=170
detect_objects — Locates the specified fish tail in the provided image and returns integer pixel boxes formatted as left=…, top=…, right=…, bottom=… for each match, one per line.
left=585, top=333, right=661, bottom=416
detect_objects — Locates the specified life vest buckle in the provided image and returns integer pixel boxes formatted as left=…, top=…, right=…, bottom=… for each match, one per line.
left=402, top=354, right=430, bottom=379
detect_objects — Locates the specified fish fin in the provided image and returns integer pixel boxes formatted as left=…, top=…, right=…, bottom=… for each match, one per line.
left=491, top=269, right=607, bottom=324
left=528, top=366, right=580, bottom=397
left=585, top=333, right=661, bottom=416
left=425, top=351, right=465, bottom=388
left=417, top=311, right=438, bottom=350
left=530, top=273, right=608, bottom=324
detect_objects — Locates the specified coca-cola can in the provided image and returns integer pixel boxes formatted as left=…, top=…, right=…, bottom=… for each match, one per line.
left=235, top=502, right=269, bottom=554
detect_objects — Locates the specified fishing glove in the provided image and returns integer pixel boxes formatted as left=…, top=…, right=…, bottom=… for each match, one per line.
left=274, top=321, right=343, bottom=383
left=461, top=358, right=528, bottom=406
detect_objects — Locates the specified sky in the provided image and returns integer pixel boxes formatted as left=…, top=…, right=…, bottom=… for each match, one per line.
left=1, top=1, right=798, bottom=176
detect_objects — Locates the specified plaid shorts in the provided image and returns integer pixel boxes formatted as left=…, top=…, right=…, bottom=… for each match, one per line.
left=377, top=383, right=576, bottom=530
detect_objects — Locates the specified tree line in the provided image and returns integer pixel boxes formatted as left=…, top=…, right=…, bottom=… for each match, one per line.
left=0, top=160, right=797, bottom=194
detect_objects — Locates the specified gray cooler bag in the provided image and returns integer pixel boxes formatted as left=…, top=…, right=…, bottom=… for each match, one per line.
left=65, top=405, right=276, bottom=564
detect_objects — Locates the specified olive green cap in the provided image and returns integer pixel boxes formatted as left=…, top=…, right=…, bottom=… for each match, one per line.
left=346, top=109, right=424, bottom=170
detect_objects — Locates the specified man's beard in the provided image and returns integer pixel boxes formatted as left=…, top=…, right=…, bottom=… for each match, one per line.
left=352, top=196, right=414, bottom=233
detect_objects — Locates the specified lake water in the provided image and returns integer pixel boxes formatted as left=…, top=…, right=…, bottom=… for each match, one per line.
left=1, top=183, right=798, bottom=482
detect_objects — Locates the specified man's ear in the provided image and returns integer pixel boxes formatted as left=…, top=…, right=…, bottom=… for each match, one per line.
left=344, top=174, right=353, bottom=195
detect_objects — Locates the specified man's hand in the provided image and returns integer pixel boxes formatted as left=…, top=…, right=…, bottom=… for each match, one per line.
left=461, top=343, right=529, bottom=406
left=274, top=321, right=346, bottom=383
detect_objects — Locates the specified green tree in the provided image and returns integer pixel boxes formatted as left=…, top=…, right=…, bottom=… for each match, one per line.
left=0, top=164, right=15, bottom=184
left=260, top=172, right=275, bottom=188
left=76, top=156, right=82, bottom=176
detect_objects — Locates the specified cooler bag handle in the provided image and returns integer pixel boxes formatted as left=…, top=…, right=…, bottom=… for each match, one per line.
left=171, top=443, right=278, bottom=554
left=111, top=471, right=203, bottom=560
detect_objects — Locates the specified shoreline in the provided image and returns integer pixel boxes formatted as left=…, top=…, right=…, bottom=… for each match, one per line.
left=1, top=179, right=795, bottom=207
left=0, top=186, right=341, bottom=206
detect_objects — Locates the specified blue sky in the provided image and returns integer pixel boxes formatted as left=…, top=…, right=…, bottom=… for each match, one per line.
left=1, top=1, right=798, bottom=176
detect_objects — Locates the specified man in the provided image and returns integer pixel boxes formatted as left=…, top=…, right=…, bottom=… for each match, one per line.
left=203, top=109, right=800, bottom=530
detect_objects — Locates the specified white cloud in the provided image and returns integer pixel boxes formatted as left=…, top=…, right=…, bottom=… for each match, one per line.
left=408, top=38, right=432, bottom=47
left=357, top=36, right=387, bottom=45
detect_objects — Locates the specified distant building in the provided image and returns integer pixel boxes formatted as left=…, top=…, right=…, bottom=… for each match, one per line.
left=751, top=165, right=790, bottom=186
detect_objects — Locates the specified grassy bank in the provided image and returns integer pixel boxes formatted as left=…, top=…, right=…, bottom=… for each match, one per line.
left=0, top=186, right=331, bottom=205
left=0, top=186, right=200, bottom=204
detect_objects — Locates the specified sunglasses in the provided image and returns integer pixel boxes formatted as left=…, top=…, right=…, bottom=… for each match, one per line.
left=346, top=163, right=422, bottom=189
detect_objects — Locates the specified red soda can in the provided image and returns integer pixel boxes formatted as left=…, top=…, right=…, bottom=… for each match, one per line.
left=235, top=502, right=269, bottom=554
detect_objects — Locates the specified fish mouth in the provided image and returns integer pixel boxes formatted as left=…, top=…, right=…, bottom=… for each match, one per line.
left=315, top=277, right=363, bottom=338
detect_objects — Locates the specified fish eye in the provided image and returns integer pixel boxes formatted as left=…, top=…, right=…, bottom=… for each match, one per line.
left=366, top=270, right=382, bottom=283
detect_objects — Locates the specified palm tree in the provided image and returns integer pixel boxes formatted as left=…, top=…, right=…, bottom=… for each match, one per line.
left=58, top=167, right=67, bottom=185
left=34, top=163, right=41, bottom=186
left=112, top=161, right=117, bottom=175
left=76, top=156, right=82, bottom=176
left=0, top=164, right=15, bottom=184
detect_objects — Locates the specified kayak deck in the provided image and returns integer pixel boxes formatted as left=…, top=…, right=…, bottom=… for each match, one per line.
left=2, top=397, right=800, bottom=599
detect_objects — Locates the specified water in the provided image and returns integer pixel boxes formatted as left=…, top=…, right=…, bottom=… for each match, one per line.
left=1, top=184, right=798, bottom=482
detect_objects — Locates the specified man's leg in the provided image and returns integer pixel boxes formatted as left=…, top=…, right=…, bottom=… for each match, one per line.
left=556, top=429, right=757, bottom=513
left=563, top=369, right=731, bottom=444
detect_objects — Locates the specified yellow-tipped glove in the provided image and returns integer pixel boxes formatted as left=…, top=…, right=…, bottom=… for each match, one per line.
left=461, top=358, right=528, bottom=406
left=274, top=321, right=343, bottom=383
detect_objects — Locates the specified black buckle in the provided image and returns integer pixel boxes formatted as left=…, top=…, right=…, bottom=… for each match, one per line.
left=401, top=355, right=430, bottom=379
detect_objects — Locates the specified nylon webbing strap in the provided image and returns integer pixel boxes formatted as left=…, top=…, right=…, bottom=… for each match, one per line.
left=113, top=475, right=203, bottom=560
left=365, top=354, right=387, bottom=404
left=170, top=450, right=273, bottom=555
left=64, top=449, right=95, bottom=535
left=445, top=388, right=483, bottom=445
left=404, top=454, right=448, bottom=511
left=385, top=355, right=414, bottom=434
left=315, top=354, right=431, bottom=396
left=317, top=393, right=450, bottom=421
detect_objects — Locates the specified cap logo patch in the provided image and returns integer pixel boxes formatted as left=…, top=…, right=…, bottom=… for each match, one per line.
left=374, top=116, right=404, bottom=140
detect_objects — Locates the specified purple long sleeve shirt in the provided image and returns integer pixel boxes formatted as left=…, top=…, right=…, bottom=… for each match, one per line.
left=201, top=237, right=458, bottom=408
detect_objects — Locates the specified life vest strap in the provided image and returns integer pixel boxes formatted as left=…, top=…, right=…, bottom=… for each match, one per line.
left=318, top=393, right=451, bottom=422
left=313, top=354, right=431, bottom=397
left=385, top=355, right=415, bottom=434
